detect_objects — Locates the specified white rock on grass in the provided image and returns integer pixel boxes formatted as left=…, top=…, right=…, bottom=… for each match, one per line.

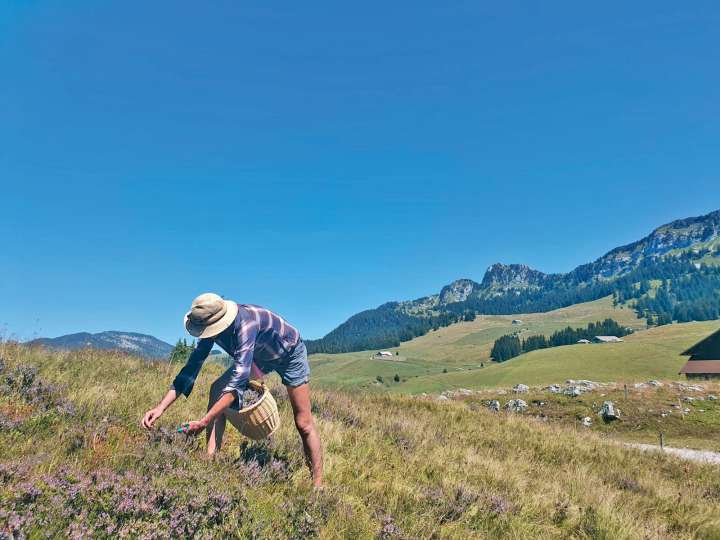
left=599, top=401, right=619, bottom=421
left=513, top=384, right=529, bottom=394
left=647, top=380, right=663, bottom=387
left=564, top=387, right=583, bottom=397
left=504, top=399, right=528, bottom=413
left=581, top=417, right=592, bottom=427
left=437, top=395, right=449, bottom=401
left=487, top=400, right=500, bottom=412
left=709, top=395, right=718, bottom=401
left=547, top=384, right=562, bottom=394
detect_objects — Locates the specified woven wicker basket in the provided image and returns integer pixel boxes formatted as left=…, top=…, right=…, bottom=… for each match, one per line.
left=237, top=380, right=280, bottom=440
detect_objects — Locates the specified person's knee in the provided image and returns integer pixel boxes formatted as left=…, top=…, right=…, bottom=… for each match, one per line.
left=294, top=412, right=315, bottom=438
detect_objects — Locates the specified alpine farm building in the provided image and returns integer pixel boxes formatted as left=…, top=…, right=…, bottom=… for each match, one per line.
left=679, top=328, right=720, bottom=380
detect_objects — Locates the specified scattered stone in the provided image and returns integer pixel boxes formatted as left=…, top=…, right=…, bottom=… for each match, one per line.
left=683, top=396, right=695, bottom=402
left=567, top=379, right=600, bottom=390
left=674, top=383, right=705, bottom=392
left=496, top=389, right=507, bottom=395
left=504, top=399, right=528, bottom=413
left=683, top=408, right=691, bottom=414
left=456, top=388, right=473, bottom=396
left=599, top=401, right=619, bottom=421
left=581, top=417, right=592, bottom=427
left=437, top=395, right=449, bottom=401
left=661, top=412, right=669, bottom=418
left=633, top=383, right=647, bottom=389
left=709, top=395, right=718, bottom=401
left=647, top=380, right=663, bottom=388
left=547, top=384, right=562, bottom=394
left=513, top=384, right=529, bottom=394
left=564, top=386, right=583, bottom=397
left=487, top=400, right=500, bottom=412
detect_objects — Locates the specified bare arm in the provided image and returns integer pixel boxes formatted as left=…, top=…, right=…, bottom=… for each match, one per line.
left=141, top=388, right=178, bottom=429
left=181, top=392, right=235, bottom=435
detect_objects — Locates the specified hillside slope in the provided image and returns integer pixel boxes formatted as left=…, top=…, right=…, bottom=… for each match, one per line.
left=397, top=321, right=719, bottom=394
left=1, top=344, right=719, bottom=538
left=308, top=208, right=720, bottom=353
left=310, top=296, right=649, bottom=391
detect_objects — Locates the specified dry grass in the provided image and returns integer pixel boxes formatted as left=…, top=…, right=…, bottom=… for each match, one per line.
left=1, top=343, right=719, bottom=538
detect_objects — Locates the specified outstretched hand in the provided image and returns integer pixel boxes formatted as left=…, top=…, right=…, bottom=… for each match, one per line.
left=179, top=419, right=207, bottom=436
left=141, top=407, right=163, bottom=430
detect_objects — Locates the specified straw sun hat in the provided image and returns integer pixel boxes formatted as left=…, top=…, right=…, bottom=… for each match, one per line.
left=184, top=293, right=239, bottom=338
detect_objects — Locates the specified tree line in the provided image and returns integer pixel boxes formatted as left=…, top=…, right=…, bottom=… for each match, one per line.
left=490, top=319, right=632, bottom=362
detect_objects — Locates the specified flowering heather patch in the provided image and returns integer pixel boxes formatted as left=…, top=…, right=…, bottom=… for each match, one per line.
left=0, top=361, right=76, bottom=417
left=0, top=464, right=241, bottom=539
left=377, top=515, right=405, bottom=539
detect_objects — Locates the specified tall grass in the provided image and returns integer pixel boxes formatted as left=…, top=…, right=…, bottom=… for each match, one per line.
left=1, top=343, right=719, bottom=538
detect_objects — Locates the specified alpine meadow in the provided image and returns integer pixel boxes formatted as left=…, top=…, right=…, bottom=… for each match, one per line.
left=4, top=3, right=720, bottom=539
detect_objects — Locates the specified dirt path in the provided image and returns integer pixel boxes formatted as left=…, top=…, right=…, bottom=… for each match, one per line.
left=625, top=443, right=720, bottom=465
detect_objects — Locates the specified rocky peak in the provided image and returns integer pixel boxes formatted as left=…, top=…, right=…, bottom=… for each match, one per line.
left=439, top=279, right=479, bottom=304
left=480, top=263, right=548, bottom=290
left=573, top=209, right=720, bottom=279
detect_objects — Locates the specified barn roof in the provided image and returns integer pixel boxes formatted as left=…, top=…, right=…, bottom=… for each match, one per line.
left=681, top=328, right=720, bottom=358
left=679, top=360, right=720, bottom=375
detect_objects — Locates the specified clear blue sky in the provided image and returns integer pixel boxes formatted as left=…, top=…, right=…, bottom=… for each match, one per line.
left=2, top=1, right=719, bottom=343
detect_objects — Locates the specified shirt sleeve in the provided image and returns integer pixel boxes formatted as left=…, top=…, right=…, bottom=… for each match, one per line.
left=171, top=338, right=213, bottom=397
left=221, top=322, right=257, bottom=408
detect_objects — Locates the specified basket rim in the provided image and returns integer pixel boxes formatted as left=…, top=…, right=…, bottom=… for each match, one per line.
left=237, top=379, right=269, bottom=414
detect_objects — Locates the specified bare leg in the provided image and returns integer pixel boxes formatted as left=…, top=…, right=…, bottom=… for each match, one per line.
left=206, top=364, right=263, bottom=454
left=286, top=383, right=323, bottom=487
left=206, top=372, right=230, bottom=455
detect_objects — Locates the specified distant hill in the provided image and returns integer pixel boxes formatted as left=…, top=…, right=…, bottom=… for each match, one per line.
left=29, top=331, right=173, bottom=359
left=307, top=209, right=720, bottom=354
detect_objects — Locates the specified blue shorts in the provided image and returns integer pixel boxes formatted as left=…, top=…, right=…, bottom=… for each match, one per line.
left=255, top=340, right=310, bottom=388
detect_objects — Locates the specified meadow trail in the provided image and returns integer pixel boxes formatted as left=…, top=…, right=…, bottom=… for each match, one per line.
left=625, top=443, right=720, bottom=465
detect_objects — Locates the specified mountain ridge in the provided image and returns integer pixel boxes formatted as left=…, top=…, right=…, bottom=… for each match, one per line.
left=307, top=209, right=720, bottom=354
left=29, top=331, right=173, bottom=359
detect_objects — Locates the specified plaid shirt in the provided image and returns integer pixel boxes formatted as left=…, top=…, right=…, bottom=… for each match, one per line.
left=171, top=304, right=301, bottom=403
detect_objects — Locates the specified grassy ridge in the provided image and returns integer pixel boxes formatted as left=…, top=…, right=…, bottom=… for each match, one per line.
left=1, top=344, right=720, bottom=538
left=309, top=297, right=658, bottom=392
left=395, top=321, right=719, bottom=394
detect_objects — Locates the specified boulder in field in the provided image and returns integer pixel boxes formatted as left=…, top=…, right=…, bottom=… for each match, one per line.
left=547, top=384, right=562, bottom=394
left=564, top=386, right=583, bottom=397
left=599, top=401, right=619, bottom=421
left=708, top=395, right=718, bottom=401
left=504, top=399, right=528, bottom=413
left=513, top=384, right=529, bottom=394
left=581, top=417, right=592, bottom=427
left=487, top=400, right=500, bottom=412
left=647, top=380, right=663, bottom=387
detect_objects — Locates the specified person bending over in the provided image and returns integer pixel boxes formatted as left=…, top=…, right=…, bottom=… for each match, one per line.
left=142, top=293, right=323, bottom=487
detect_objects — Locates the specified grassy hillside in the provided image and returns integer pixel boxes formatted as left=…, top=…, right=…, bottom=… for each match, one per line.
left=396, top=321, right=719, bottom=394
left=2, top=343, right=720, bottom=538
left=309, top=296, right=651, bottom=392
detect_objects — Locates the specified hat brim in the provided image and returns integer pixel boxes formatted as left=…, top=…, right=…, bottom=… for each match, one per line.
left=184, top=300, right=238, bottom=338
